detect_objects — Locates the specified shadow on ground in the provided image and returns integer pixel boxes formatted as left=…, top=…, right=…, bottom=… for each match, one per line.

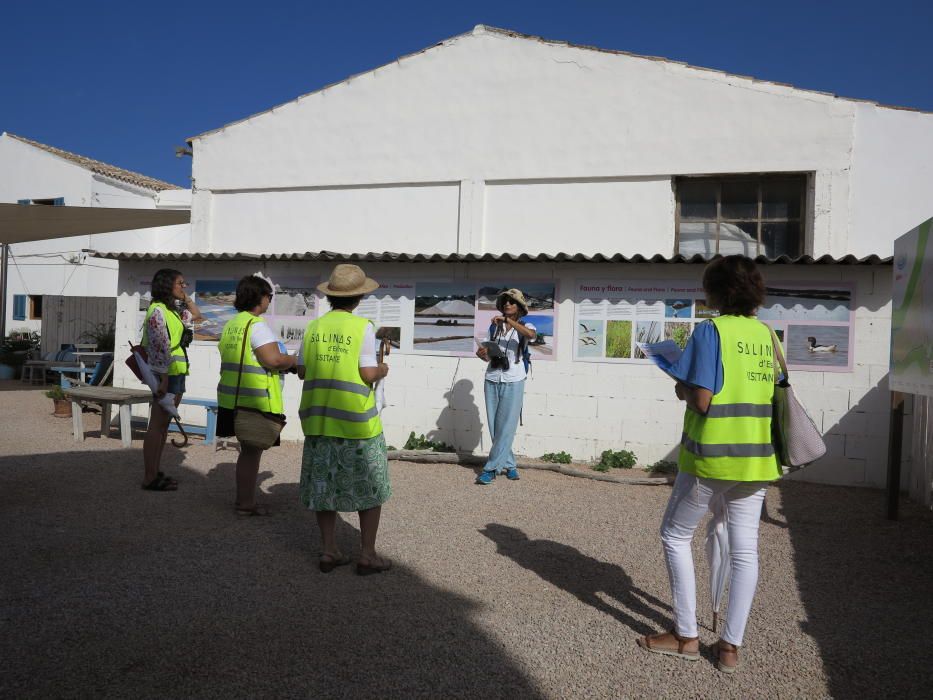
left=0, top=449, right=542, bottom=699
left=780, top=480, right=933, bottom=698
left=480, top=523, right=670, bottom=635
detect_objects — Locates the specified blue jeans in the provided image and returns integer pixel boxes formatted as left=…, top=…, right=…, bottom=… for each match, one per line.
left=483, top=379, right=525, bottom=473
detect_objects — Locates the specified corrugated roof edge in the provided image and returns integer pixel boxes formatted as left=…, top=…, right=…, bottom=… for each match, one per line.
left=85, top=250, right=892, bottom=265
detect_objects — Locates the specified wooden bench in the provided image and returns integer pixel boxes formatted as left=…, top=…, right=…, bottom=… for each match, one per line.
left=64, top=386, right=153, bottom=448
left=169, top=397, right=219, bottom=446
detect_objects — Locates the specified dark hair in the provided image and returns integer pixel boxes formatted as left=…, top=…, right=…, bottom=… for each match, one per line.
left=150, top=268, right=183, bottom=307
left=327, top=294, right=363, bottom=310
left=234, top=275, right=273, bottom=312
left=702, top=255, right=766, bottom=316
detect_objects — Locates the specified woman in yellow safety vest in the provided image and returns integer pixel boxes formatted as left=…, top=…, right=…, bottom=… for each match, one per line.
left=298, top=264, right=391, bottom=575
left=637, top=255, right=782, bottom=673
left=141, top=268, right=202, bottom=491
left=216, top=275, right=298, bottom=516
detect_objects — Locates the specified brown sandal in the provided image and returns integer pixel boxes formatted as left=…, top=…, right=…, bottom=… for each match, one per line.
left=716, top=640, right=739, bottom=673
left=319, top=552, right=351, bottom=573
left=356, top=557, right=392, bottom=576
left=636, top=630, right=700, bottom=660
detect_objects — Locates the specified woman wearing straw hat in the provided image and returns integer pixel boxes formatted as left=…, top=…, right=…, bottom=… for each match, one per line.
left=297, top=264, right=392, bottom=575
left=474, top=288, right=537, bottom=485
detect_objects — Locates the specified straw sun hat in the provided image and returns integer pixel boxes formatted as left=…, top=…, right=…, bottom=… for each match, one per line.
left=496, top=288, right=529, bottom=316
left=316, top=264, right=380, bottom=297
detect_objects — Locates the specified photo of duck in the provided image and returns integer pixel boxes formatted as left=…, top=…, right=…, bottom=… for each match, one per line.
left=579, top=322, right=596, bottom=333
left=807, top=336, right=838, bottom=353
left=579, top=336, right=597, bottom=346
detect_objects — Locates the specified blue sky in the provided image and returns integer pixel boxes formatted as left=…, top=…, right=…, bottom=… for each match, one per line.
left=3, top=1, right=930, bottom=187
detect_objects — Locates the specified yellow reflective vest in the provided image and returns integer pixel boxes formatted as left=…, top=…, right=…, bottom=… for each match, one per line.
left=216, top=312, right=284, bottom=414
left=299, top=311, right=381, bottom=439
left=679, top=315, right=781, bottom=482
left=142, top=302, right=188, bottom=376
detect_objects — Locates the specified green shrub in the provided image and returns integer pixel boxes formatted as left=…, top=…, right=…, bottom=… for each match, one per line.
left=597, top=449, right=637, bottom=470
left=79, top=321, right=115, bottom=352
left=540, top=451, right=572, bottom=464
left=648, top=460, right=678, bottom=475
left=592, top=462, right=611, bottom=473
left=44, top=386, right=67, bottom=400
left=403, top=431, right=454, bottom=452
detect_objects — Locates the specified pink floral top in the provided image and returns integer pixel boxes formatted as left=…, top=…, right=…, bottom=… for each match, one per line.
left=145, top=305, right=192, bottom=373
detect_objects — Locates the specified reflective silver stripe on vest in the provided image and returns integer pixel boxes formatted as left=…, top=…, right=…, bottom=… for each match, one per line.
left=217, top=385, right=270, bottom=398
left=705, top=403, right=772, bottom=419
left=681, top=433, right=774, bottom=458
left=220, top=362, right=267, bottom=375
left=302, top=379, right=371, bottom=397
left=298, top=405, right=378, bottom=423
left=171, top=354, right=187, bottom=363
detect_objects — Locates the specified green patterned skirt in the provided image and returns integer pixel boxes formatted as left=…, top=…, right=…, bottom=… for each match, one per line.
left=299, top=433, right=391, bottom=512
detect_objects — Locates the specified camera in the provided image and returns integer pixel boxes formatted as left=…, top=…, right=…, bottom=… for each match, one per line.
left=180, top=327, right=194, bottom=348
left=489, top=354, right=511, bottom=371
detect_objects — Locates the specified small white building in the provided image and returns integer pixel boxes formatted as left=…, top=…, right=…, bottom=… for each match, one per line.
left=106, top=26, right=933, bottom=488
left=0, top=133, right=191, bottom=334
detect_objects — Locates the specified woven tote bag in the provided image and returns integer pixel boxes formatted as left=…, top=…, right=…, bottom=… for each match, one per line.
left=768, top=326, right=826, bottom=470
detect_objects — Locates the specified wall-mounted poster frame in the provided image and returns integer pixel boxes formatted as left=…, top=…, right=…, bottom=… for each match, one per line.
left=319, top=279, right=414, bottom=354
left=574, top=280, right=704, bottom=363
left=412, top=280, right=558, bottom=359
left=758, top=283, right=855, bottom=373
left=573, top=279, right=855, bottom=372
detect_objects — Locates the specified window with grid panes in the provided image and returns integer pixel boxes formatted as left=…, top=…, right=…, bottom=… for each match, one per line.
left=675, top=175, right=807, bottom=259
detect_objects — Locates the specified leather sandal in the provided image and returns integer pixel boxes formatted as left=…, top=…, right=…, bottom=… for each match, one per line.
left=636, top=630, right=700, bottom=660
left=356, top=557, right=392, bottom=576
left=319, top=552, right=352, bottom=573
left=716, top=640, right=739, bottom=673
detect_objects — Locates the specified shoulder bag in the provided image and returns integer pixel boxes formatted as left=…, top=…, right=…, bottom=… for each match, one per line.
left=233, top=319, right=286, bottom=450
left=768, top=325, right=826, bottom=471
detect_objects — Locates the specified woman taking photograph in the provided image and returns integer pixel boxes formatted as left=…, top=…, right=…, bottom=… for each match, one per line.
left=298, top=264, right=391, bottom=575
left=636, top=255, right=782, bottom=673
left=216, top=275, right=298, bottom=516
left=141, top=268, right=202, bottom=491
left=474, top=288, right=536, bottom=485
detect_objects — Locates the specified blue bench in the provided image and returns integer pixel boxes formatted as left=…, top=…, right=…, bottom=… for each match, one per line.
left=166, top=397, right=219, bottom=445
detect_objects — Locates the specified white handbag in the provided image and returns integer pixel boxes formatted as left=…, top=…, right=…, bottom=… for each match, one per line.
left=768, top=326, right=827, bottom=470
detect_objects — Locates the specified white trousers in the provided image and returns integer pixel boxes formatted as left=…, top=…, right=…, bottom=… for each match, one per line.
left=660, top=471, right=767, bottom=645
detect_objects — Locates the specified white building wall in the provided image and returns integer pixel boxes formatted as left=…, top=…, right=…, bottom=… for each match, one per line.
left=848, top=104, right=933, bottom=257
left=207, top=184, right=460, bottom=254
left=191, top=27, right=869, bottom=257
left=0, top=134, right=191, bottom=333
left=113, top=260, right=892, bottom=489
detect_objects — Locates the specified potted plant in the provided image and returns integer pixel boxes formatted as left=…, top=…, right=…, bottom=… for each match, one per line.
left=45, top=386, right=72, bottom=418
left=0, top=330, right=39, bottom=380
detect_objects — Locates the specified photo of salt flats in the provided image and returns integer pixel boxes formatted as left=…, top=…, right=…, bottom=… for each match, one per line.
left=413, top=283, right=476, bottom=352
left=758, top=287, right=852, bottom=322
left=272, top=282, right=316, bottom=317
left=193, top=280, right=238, bottom=341
left=524, top=314, right=555, bottom=356
left=477, top=283, right=556, bottom=311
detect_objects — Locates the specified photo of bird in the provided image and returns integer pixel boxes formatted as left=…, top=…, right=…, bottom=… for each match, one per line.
left=807, top=336, right=838, bottom=353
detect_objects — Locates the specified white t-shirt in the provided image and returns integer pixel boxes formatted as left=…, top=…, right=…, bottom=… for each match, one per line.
left=298, top=323, right=378, bottom=369
left=250, top=320, right=277, bottom=352
left=484, top=322, right=535, bottom=383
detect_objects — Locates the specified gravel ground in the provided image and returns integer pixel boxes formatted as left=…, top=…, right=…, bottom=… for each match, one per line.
left=2, top=381, right=932, bottom=699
